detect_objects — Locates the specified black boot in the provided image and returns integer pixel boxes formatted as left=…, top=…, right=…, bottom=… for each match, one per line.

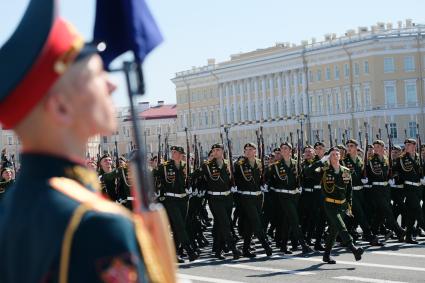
left=314, top=241, right=325, bottom=251
left=322, top=248, right=336, bottom=264
left=347, top=243, right=363, bottom=261
left=395, top=226, right=406, bottom=242
left=243, top=238, right=256, bottom=258
left=260, top=239, right=273, bottom=256
left=232, top=247, right=242, bottom=260
left=214, top=250, right=226, bottom=260
left=184, top=244, right=199, bottom=262
left=176, top=255, right=185, bottom=263
left=300, top=239, right=313, bottom=254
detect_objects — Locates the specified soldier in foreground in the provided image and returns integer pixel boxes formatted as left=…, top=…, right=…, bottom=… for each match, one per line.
left=306, top=147, right=364, bottom=264
left=0, top=0, right=162, bottom=281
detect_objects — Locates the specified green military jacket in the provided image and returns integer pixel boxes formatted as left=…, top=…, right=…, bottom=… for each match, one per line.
left=157, top=160, right=187, bottom=195
left=342, top=154, right=364, bottom=187
left=100, top=170, right=118, bottom=201
left=0, top=179, right=15, bottom=200
left=301, top=156, right=321, bottom=189
left=201, top=158, right=231, bottom=193
left=321, top=164, right=352, bottom=203
left=393, top=153, right=421, bottom=184
left=366, top=154, right=389, bottom=183
left=234, top=157, right=261, bottom=192
left=267, top=158, right=298, bottom=190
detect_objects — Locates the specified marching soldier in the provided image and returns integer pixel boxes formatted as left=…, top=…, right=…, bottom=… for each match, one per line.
left=201, top=144, right=240, bottom=260
left=307, top=147, right=364, bottom=264
left=392, top=139, right=425, bottom=243
left=98, top=153, right=118, bottom=201
left=267, top=142, right=312, bottom=254
left=364, top=140, right=406, bottom=241
left=157, top=146, right=199, bottom=262
left=390, top=145, right=407, bottom=231
left=343, top=139, right=382, bottom=246
left=299, top=145, right=325, bottom=251
left=234, top=142, right=273, bottom=258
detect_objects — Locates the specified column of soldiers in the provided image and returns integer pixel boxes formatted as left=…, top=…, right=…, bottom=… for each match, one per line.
left=95, top=130, right=425, bottom=265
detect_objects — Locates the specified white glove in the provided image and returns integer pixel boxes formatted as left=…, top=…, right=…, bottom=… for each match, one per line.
left=231, top=186, right=238, bottom=193
left=421, top=177, right=425, bottom=185
left=261, top=184, right=269, bottom=192
left=388, top=178, right=395, bottom=186
left=320, top=155, right=329, bottom=163
left=361, top=178, right=369, bottom=184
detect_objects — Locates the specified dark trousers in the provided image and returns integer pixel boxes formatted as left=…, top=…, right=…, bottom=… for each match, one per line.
left=391, top=186, right=407, bottom=228
left=277, top=194, right=304, bottom=242
left=324, top=202, right=353, bottom=249
left=299, top=190, right=322, bottom=240
left=370, top=186, right=402, bottom=233
left=239, top=194, right=267, bottom=244
left=405, top=186, right=425, bottom=236
left=208, top=195, right=234, bottom=252
left=352, top=189, right=373, bottom=237
left=163, top=197, right=190, bottom=247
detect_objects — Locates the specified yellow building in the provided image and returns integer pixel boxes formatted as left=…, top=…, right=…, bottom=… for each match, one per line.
left=172, top=20, right=425, bottom=155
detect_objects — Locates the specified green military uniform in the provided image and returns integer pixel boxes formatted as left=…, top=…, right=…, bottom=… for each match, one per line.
left=390, top=147, right=407, bottom=232
left=201, top=154, right=240, bottom=259
left=393, top=145, right=425, bottom=243
left=157, top=156, right=198, bottom=261
left=307, top=152, right=363, bottom=264
left=343, top=152, right=378, bottom=243
left=268, top=155, right=311, bottom=254
left=300, top=154, right=324, bottom=250
left=366, top=150, right=405, bottom=239
left=234, top=154, right=272, bottom=257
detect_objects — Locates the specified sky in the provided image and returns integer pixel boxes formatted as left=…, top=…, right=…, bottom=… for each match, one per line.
left=2, top=0, right=425, bottom=108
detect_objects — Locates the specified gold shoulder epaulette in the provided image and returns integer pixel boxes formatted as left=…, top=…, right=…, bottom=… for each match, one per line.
left=341, top=165, right=350, bottom=172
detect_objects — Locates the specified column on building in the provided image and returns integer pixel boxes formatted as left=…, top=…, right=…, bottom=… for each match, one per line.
left=246, top=78, right=252, bottom=121
left=285, top=72, right=291, bottom=116
left=302, top=70, right=308, bottom=115
left=225, top=83, right=231, bottom=124
left=277, top=73, right=283, bottom=118
left=294, top=69, right=300, bottom=116
left=239, top=80, right=245, bottom=122
left=232, top=81, right=238, bottom=123
left=261, top=76, right=267, bottom=120
left=254, top=77, right=260, bottom=121
left=269, top=75, right=275, bottom=119
left=219, top=84, right=225, bottom=126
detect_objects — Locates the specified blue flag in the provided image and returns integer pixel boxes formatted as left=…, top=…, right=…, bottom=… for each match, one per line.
left=93, top=0, right=163, bottom=68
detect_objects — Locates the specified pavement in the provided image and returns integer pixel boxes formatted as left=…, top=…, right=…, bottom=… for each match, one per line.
left=177, top=234, right=425, bottom=283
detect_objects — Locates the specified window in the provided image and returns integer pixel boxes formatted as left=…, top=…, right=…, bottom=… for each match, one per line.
left=344, top=88, right=352, bottom=111
left=354, top=86, right=361, bottom=111
left=344, top=64, right=350, bottom=78
left=334, top=89, right=341, bottom=113
left=389, top=123, right=397, bottom=139
left=409, top=121, right=417, bottom=138
left=103, top=136, right=108, bottom=143
left=318, top=95, right=324, bottom=114
left=405, top=80, right=417, bottom=106
left=8, top=136, right=13, bottom=145
left=327, top=92, right=333, bottom=114
left=308, top=96, right=313, bottom=113
left=364, top=86, right=371, bottom=109
left=384, top=57, right=395, bottom=73
left=404, top=56, right=415, bottom=72
left=384, top=82, right=397, bottom=108
left=334, top=65, right=340, bottom=80
left=364, top=60, right=369, bottom=74
left=317, top=69, right=322, bottom=81
left=354, top=63, right=360, bottom=76
left=211, top=111, right=215, bottom=126
left=308, top=70, right=314, bottom=83
left=204, top=112, right=208, bottom=126
left=325, top=67, right=331, bottom=81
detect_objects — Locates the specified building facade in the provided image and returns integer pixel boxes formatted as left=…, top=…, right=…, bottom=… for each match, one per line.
left=172, top=20, right=425, bottom=155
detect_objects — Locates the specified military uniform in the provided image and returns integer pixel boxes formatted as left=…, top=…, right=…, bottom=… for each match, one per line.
left=0, top=178, right=15, bottom=201
left=234, top=154, right=272, bottom=257
left=201, top=154, right=240, bottom=259
left=157, top=156, right=197, bottom=261
left=0, top=154, right=150, bottom=282
left=307, top=150, right=363, bottom=264
left=393, top=143, right=425, bottom=243
left=366, top=150, right=405, bottom=239
left=268, top=155, right=311, bottom=254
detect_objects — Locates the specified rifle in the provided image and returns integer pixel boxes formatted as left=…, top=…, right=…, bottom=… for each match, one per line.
left=378, top=128, right=382, bottom=140
left=193, top=134, right=199, bottom=170
left=184, top=127, right=191, bottom=191
left=417, top=124, right=423, bottom=178
left=97, top=144, right=101, bottom=164
left=114, top=140, right=120, bottom=169
left=328, top=123, right=333, bottom=147
left=315, top=133, right=320, bottom=143
left=296, top=129, right=302, bottom=187
left=220, top=131, right=227, bottom=159
left=255, top=130, right=261, bottom=157
left=259, top=126, right=266, bottom=185
left=157, top=133, right=161, bottom=165
left=405, top=128, right=408, bottom=139
left=342, top=132, right=346, bottom=145
left=289, top=132, right=294, bottom=158
left=363, top=122, right=369, bottom=178
left=223, top=127, right=235, bottom=186
left=10, top=154, right=17, bottom=176
left=163, top=132, right=169, bottom=161
left=384, top=123, right=393, bottom=178
left=358, top=131, right=363, bottom=149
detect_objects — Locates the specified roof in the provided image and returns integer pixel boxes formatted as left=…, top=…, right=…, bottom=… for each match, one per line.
left=139, top=104, right=177, bottom=120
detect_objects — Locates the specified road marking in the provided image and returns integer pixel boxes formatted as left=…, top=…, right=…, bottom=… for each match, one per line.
left=272, top=255, right=425, bottom=272
left=223, top=263, right=315, bottom=276
left=334, top=275, right=407, bottom=283
left=370, top=251, right=425, bottom=258
left=177, top=273, right=245, bottom=283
